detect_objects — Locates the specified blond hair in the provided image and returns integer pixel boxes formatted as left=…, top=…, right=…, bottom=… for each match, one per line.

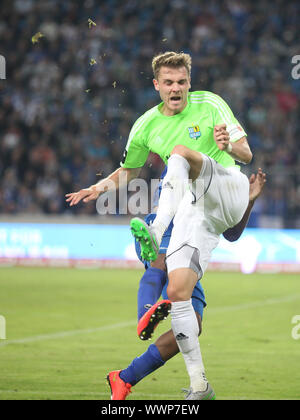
left=152, top=51, right=192, bottom=80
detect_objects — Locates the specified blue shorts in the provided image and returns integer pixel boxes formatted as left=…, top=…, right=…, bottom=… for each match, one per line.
left=134, top=213, right=207, bottom=318
left=162, top=279, right=206, bottom=319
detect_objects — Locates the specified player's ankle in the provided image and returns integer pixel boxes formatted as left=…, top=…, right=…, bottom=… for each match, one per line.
left=190, top=370, right=208, bottom=392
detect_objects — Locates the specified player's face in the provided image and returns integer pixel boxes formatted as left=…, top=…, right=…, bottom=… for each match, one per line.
left=153, top=66, right=191, bottom=116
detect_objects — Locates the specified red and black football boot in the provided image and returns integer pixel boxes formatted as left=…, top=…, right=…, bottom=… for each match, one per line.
left=137, top=299, right=171, bottom=341
left=106, top=370, right=132, bottom=400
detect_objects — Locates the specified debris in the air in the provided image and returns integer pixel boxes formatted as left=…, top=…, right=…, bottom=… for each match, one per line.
left=88, top=19, right=97, bottom=28
left=31, top=32, right=44, bottom=44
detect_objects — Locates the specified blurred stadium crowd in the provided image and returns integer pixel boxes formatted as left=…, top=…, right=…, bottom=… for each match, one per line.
left=0, top=0, right=299, bottom=227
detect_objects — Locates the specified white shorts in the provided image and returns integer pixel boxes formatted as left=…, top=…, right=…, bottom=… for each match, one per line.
left=166, top=245, right=203, bottom=280
left=166, top=154, right=249, bottom=275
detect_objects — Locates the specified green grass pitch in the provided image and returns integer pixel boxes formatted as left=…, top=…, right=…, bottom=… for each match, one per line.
left=0, top=267, right=299, bottom=400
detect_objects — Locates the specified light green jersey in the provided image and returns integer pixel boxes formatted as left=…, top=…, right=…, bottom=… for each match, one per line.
left=121, top=91, right=247, bottom=169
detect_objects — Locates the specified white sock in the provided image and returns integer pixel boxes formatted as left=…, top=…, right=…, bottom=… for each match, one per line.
left=152, top=154, right=190, bottom=245
left=171, top=300, right=208, bottom=392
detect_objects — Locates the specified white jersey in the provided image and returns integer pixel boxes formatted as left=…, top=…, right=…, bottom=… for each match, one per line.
left=166, top=154, right=249, bottom=275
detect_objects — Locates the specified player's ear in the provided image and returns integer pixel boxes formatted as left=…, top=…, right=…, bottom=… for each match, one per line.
left=153, top=79, right=160, bottom=92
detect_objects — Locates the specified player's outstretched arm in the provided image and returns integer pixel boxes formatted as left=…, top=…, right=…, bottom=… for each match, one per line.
left=214, top=124, right=252, bottom=164
left=223, top=168, right=266, bottom=242
left=65, top=167, right=141, bottom=207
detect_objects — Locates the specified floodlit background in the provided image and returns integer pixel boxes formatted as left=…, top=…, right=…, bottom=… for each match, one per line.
left=0, top=0, right=299, bottom=271
left=0, top=0, right=299, bottom=401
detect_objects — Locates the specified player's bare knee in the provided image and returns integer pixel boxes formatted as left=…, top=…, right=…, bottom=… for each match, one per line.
left=170, top=144, right=189, bottom=159
left=166, top=284, right=189, bottom=302
left=170, top=145, right=202, bottom=181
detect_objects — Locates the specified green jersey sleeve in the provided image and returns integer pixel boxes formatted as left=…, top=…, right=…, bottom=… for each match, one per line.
left=120, top=111, right=155, bottom=169
left=209, top=93, right=247, bottom=142
left=121, top=124, right=150, bottom=169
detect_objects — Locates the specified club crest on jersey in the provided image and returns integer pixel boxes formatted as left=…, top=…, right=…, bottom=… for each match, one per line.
left=188, top=125, right=201, bottom=139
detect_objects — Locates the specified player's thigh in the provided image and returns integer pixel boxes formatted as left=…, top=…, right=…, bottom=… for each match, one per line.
left=166, top=245, right=203, bottom=303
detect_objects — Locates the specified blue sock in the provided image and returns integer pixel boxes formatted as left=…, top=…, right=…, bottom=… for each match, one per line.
left=137, top=267, right=167, bottom=320
left=119, top=344, right=165, bottom=386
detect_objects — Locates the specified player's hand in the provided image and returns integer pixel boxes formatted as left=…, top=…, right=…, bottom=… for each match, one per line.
left=213, top=123, right=230, bottom=151
left=65, top=185, right=100, bottom=206
left=249, top=168, right=266, bottom=202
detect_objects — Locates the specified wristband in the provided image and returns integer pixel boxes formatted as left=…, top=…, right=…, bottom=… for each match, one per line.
left=225, top=142, right=233, bottom=153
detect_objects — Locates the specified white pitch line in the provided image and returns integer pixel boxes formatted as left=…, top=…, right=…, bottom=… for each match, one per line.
left=207, top=293, right=300, bottom=314
left=1, top=293, right=299, bottom=348
left=0, top=390, right=103, bottom=396
left=0, top=320, right=136, bottom=348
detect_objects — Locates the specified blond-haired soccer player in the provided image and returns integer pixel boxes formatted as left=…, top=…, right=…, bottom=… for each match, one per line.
left=66, top=52, right=253, bottom=400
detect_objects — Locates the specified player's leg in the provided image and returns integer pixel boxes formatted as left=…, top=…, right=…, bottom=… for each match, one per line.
left=167, top=267, right=207, bottom=392
left=107, top=293, right=205, bottom=400
left=154, top=279, right=206, bottom=360
left=154, top=310, right=202, bottom=361
left=137, top=245, right=207, bottom=342
left=130, top=147, right=206, bottom=261
left=137, top=253, right=171, bottom=341
left=166, top=245, right=215, bottom=400
left=135, top=218, right=173, bottom=323
left=116, top=311, right=201, bottom=390
left=137, top=254, right=168, bottom=320
left=108, top=250, right=205, bottom=400
left=135, top=215, right=173, bottom=335
left=134, top=213, right=168, bottom=320
left=150, top=145, right=205, bottom=241
left=160, top=157, right=248, bottom=400
left=136, top=230, right=174, bottom=339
